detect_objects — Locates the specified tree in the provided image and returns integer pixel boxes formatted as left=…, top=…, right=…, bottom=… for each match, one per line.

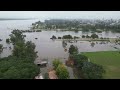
left=0, top=56, right=40, bottom=79
left=9, top=30, right=25, bottom=45
left=62, top=41, right=67, bottom=48
left=10, top=30, right=37, bottom=59
left=86, top=35, right=90, bottom=38
left=3, top=66, right=20, bottom=79
left=74, top=36, right=79, bottom=39
left=6, top=38, right=10, bottom=43
left=52, top=59, right=62, bottom=70
left=82, top=62, right=105, bottom=79
left=62, top=35, right=73, bottom=39
left=51, top=35, right=56, bottom=39
left=58, top=37, right=61, bottom=39
left=0, top=29, right=40, bottom=79
left=69, top=45, right=78, bottom=55
left=0, top=44, right=3, bottom=54
left=82, top=35, right=85, bottom=38
left=56, top=64, right=69, bottom=79
left=91, top=34, right=99, bottom=39
left=72, top=54, right=88, bottom=68
left=91, top=42, right=95, bottom=47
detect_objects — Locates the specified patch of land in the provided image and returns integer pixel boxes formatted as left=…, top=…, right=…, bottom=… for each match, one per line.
left=83, top=51, right=120, bottom=79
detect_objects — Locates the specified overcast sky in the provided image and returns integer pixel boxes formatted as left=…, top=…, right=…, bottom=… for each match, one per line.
left=0, top=11, right=120, bottom=21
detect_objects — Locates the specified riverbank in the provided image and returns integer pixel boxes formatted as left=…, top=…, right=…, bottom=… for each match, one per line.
left=83, top=51, right=120, bottom=79
left=55, top=38, right=120, bottom=42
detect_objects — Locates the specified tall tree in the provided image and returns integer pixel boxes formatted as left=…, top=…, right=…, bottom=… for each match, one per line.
left=69, top=45, right=78, bottom=55
left=82, top=62, right=105, bottom=79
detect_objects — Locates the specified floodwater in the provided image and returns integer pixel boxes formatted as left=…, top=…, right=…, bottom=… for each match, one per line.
left=0, top=20, right=120, bottom=79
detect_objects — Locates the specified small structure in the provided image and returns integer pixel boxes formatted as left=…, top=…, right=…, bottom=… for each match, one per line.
left=36, top=59, right=48, bottom=66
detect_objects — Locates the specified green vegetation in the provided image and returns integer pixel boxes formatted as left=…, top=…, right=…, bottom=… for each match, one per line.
left=0, top=44, right=3, bottom=54
left=21, top=29, right=41, bottom=33
left=71, top=54, right=88, bottom=68
left=71, top=53, right=105, bottom=79
left=50, top=35, right=57, bottom=39
left=0, top=56, right=39, bottom=79
left=6, top=38, right=10, bottom=43
left=58, top=37, right=61, bottom=39
left=52, top=59, right=62, bottom=70
left=56, top=64, right=69, bottom=79
left=0, top=30, right=39, bottom=79
left=83, top=51, right=120, bottom=79
left=52, top=59, right=69, bottom=79
left=32, top=19, right=120, bottom=33
left=82, top=62, right=105, bottom=79
left=91, top=33, right=99, bottom=39
left=62, top=35, right=73, bottom=39
left=82, top=35, right=85, bottom=38
left=86, top=35, right=90, bottom=38
left=36, top=30, right=41, bottom=32
left=69, top=45, right=78, bottom=55
left=74, top=36, right=79, bottom=39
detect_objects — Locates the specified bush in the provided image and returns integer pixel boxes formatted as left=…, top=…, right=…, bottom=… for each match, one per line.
left=74, top=36, right=79, bottom=39
left=91, top=34, right=99, bottom=39
left=56, top=64, right=69, bottom=79
left=86, top=35, right=90, bottom=38
left=62, top=35, right=73, bottom=39
left=0, top=44, right=3, bottom=54
left=51, top=35, right=56, bottom=39
left=52, top=59, right=62, bottom=70
left=69, top=45, right=78, bottom=55
left=82, top=35, right=85, bottom=38
left=6, top=38, right=10, bottom=43
left=82, top=62, right=105, bottom=79
left=72, top=54, right=88, bottom=68
left=58, top=37, right=61, bottom=39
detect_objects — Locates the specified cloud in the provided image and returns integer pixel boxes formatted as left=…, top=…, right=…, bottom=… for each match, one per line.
left=0, top=11, right=120, bottom=20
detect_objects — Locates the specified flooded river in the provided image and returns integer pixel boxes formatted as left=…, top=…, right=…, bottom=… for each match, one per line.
left=0, top=20, right=120, bottom=78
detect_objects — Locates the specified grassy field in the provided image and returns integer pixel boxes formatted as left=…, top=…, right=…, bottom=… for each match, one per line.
left=83, top=51, right=120, bottom=79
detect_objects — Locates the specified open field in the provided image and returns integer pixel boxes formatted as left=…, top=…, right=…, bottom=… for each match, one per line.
left=83, top=51, right=120, bottom=79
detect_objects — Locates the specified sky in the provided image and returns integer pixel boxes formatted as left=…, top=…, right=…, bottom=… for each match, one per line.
left=0, top=11, right=120, bottom=21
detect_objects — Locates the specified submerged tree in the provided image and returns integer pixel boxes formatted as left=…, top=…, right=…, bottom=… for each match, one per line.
left=0, top=44, right=3, bottom=54
left=91, top=42, right=95, bottom=47
left=6, top=38, right=10, bottom=43
left=69, top=45, right=78, bottom=55
left=91, top=33, right=99, bottom=39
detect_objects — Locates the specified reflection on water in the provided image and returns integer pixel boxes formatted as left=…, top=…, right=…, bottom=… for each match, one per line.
left=91, top=42, right=95, bottom=47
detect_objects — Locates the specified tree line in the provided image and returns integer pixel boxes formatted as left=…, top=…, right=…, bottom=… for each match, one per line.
left=0, top=30, right=40, bottom=79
